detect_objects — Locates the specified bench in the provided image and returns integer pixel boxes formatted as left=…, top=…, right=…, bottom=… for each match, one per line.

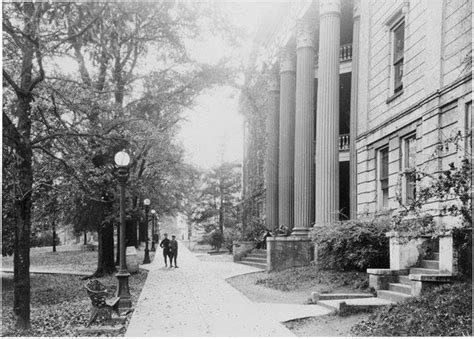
left=84, top=280, right=120, bottom=327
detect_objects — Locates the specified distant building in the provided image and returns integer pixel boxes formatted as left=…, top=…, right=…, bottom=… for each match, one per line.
left=242, top=0, right=472, bottom=273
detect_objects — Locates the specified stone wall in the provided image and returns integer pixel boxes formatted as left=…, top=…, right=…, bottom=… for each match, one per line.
left=267, top=237, right=314, bottom=271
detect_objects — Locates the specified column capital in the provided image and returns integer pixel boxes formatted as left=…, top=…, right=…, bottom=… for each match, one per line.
left=279, top=46, right=296, bottom=73
left=320, top=0, right=341, bottom=16
left=296, top=19, right=316, bottom=49
left=353, top=0, right=361, bottom=19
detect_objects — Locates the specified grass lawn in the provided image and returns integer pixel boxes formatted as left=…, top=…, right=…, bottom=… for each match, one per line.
left=2, top=247, right=154, bottom=336
left=254, top=263, right=370, bottom=294
left=2, top=249, right=97, bottom=273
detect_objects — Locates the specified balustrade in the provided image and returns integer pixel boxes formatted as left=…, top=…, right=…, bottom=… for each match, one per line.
left=315, top=43, right=353, bottom=66
left=339, top=133, right=350, bottom=151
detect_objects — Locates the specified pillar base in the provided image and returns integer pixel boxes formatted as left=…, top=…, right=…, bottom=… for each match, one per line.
left=267, top=236, right=314, bottom=271
left=290, top=227, right=310, bottom=237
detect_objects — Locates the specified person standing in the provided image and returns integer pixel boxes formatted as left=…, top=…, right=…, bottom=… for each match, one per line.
left=159, top=233, right=170, bottom=267
left=169, top=235, right=178, bottom=268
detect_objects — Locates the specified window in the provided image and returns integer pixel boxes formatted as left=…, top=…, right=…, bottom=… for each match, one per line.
left=378, top=148, right=389, bottom=209
left=392, top=20, right=405, bottom=94
left=466, top=102, right=472, bottom=154
left=401, top=135, right=417, bottom=204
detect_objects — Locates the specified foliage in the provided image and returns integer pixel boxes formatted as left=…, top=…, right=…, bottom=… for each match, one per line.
left=202, top=231, right=225, bottom=251
left=192, top=162, right=242, bottom=243
left=223, top=227, right=242, bottom=253
left=239, top=63, right=271, bottom=233
left=391, top=132, right=472, bottom=276
left=240, top=215, right=266, bottom=241
left=351, top=282, right=472, bottom=336
left=30, top=232, right=60, bottom=249
left=310, top=217, right=391, bottom=272
left=1, top=270, right=148, bottom=337
left=255, top=265, right=369, bottom=293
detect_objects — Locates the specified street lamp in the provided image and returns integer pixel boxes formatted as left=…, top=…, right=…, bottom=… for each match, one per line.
left=151, top=209, right=156, bottom=251
left=114, top=150, right=132, bottom=310
left=143, top=198, right=151, bottom=264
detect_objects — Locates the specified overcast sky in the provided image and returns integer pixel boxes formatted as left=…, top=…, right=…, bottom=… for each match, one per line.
left=177, top=2, right=272, bottom=169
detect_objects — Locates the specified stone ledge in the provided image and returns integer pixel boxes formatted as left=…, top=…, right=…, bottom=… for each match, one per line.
left=311, top=292, right=373, bottom=302
left=75, top=324, right=123, bottom=335
left=367, top=268, right=409, bottom=275
left=267, top=236, right=312, bottom=242
left=408, top=274, right=452, bottom=282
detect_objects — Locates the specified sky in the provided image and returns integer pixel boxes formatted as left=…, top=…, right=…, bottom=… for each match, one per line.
left=177, top=2, right=272, bottom=169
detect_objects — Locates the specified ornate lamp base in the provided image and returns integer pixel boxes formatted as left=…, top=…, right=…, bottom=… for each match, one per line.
left=116, top=270, right=132, bottom=310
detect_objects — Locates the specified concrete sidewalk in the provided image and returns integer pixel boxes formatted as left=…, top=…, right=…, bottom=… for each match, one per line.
left=125, top=242, right=295, bottom=337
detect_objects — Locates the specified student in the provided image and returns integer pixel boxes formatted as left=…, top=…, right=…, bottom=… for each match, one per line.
left=159, top=233, right=170, bottom=267
left=169, top=235, right=178, bottom=268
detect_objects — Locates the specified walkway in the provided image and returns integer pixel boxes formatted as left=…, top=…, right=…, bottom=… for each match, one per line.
left=125, top=243, right=295, bottom=337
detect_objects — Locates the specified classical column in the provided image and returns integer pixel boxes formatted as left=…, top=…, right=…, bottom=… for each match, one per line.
left=293, top=19, right=316, bottom=237
left=315, top=0, right=341, bottom=225
left=349, top=0, right=361, bottom=219
left=278, top=46, right=296, bottom=230
left=265, top=69, right=280, bottom=233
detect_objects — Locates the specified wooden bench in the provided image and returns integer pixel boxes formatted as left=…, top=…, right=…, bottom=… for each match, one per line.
left=84, top=280, right=120, bottom=327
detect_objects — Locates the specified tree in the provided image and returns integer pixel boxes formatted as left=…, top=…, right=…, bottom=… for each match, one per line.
left=193, top=162, right=242, bottom=249
left=2, top=2, right=102, bottom=328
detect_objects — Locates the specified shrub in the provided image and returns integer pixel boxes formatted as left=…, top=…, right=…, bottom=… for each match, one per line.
left=202, top=231, right=224, bottom=250
left=310, top=217, right=391, bottom=271
left=352, top=282, right=472, bottom=336
left=223, top=228, right=241, bottom=253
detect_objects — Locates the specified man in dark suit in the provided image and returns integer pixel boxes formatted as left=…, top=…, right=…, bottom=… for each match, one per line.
left=169, top=235, right=178, bottom=268
left=159, top=233, right=170, bottom=267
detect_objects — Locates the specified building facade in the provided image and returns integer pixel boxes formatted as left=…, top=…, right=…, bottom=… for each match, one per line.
left=243, top=0, right=472, bottom=272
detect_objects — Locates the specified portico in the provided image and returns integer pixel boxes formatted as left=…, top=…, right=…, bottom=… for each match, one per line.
left=265, top=0, right=357, bottom=271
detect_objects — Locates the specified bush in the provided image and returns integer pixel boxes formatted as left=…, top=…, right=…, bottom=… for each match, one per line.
left=200, top=231, right=224, bottom=250
left=223, top=228, right=241, bottom=253
left=310, top=217, right=391, bottom=271
left=352, top=282, right=472, bottom=336
left=30, top=231, right=61, bottom=248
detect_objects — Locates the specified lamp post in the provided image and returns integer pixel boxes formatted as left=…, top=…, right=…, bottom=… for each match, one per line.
left=151, top=209, right=156, bottom=251
left=143, top=198, right=151, bottom=264
left=114, top=150, right=132, bottom=310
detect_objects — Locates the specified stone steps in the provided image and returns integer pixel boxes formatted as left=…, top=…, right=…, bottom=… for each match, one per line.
left=236, top=249, right=267, bottom=270
left=247, top=253, right=267, bottom=259
left=388, top=282, right=412, bottom=295
left=377, top=290, right=412, bottom=303
left=409, top=267, right=441, bottom=275
left=237, top=260, right=267, bottom=269
left=242, top=256, right=267, bottom=264
left=398, top=275, right=411, bottom=285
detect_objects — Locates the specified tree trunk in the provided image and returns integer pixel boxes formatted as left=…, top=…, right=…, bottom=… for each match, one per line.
left=52, top=221, right=57, bottom=253
left=83, top=231, right=87, bottom=245
left=90, top=220, right=115, bottom=277
left=13, top=141, right=33, bottom=329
